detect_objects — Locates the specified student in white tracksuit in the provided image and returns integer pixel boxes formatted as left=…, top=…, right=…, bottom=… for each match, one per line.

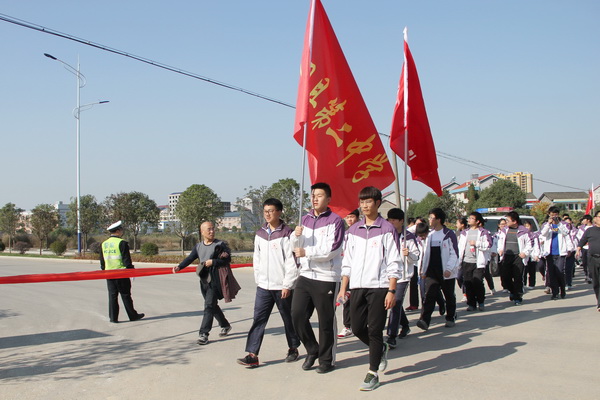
left=456, top=212, right=492, bottom=311
left=497, top=212, right=532, bottom=305
left=416, top=208, right=459, bottom=331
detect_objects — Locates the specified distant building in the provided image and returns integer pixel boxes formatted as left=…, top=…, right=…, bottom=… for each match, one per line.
left=538, top=192, right=588, bottom=212
left=497, top=172, right=534, bottom=193
left=160, top=191, right=234, bottom=231
left=447, top=174, right=503, bottom=204
left=53, top=201, right=69, bottom=227
left=378, top=191, right=413, bottom=218
left=525, top=193, right=539, bottom=208
left=217, top=211, right=255, bottom=232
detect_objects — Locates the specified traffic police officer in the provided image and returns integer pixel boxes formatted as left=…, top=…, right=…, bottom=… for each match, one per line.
left=100, top=221, right=145, bottom=323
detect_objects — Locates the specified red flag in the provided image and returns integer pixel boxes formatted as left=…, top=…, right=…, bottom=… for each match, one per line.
left=389, top=30, right=442, bottom=196
left=293, top=0, right=395, bottom=217
left=586, top=187, right=594, bottom=214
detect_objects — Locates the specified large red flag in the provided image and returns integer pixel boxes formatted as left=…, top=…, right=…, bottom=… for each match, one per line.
left=293, top=0, right=395, bottom=217
left=389, top=30, right=442, bottom=196
left=585, top=187, right=594, bottom=214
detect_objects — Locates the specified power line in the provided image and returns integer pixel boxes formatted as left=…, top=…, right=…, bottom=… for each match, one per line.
left=1, top=13, right=587, bottom=193
left=0, top=13, right=295, bottom=109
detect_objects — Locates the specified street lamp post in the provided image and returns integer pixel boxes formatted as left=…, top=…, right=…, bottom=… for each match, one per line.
left=44, top=53, right=109, bottom=254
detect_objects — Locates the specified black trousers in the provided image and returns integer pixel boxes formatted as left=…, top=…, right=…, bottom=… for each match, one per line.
left=409, top=266, right=420, bottom=307
left=342, top=292, right=351, bottom=328
left=500, top=254, right=524, bottom=301
left=546, top=255, right=566, bottom=297
left=581, top=249, right=589, bottom=278
left=350, top=288, right=388, bottom=372
left=245, top=287, right=300, bottom=355
left=386, top=281, right=409, bottom=338
left=199, top=280, right=230, bottom=335
left=421, top=277, right=456, bottom=325
left=523, top=260, right=538, bottom=287
left=484, top=262, right=495, bottom=291
left=462, top=262, right=485, bottom=306
left=589, top=255, right=600, bottom=307
left=291, top=276, right=338, bottom=366
left=107, top=278, right=139, bottom=322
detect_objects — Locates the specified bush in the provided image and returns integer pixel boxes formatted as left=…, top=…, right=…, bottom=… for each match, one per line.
left=89, top=242, right=102, bottom=254
left=140, top=242, right=159, bottom=256
left=0, top=241, right=5, bottom=252
left=50, top=241, right=67, bottom=256
left=14, top=241, right=31, bottom=254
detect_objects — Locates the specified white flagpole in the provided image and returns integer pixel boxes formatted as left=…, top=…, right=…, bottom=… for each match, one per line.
left=401, top=26, right=409, bottom=279
left=298, top=0, right=316, bottom=226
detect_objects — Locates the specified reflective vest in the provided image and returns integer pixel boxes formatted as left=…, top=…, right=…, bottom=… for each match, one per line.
left=102, top=236, right=126, bottom=270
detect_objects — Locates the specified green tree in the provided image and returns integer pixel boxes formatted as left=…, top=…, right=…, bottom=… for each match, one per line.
left=30, top=204, right=59, bottom=255
left=473, top=180, right=526, bottom=210
left=175, top=184, right=223, bottom=238
left=0, top=203, right=23, bottom=253
left=408, top=190, right=462, bottom=223
left=530, top=202, right=551, bottom=225
left=105, top=192, right=160, bottom=252
left=465, top=184, right=479, bottom=214
left=265, top=178, right=308, bottom=225
left=67, top=194, right=104, bottom=253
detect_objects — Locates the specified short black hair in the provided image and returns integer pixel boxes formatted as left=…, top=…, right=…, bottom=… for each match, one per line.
left=469, top=211, right=485, bottom=226
left=358, top=186, right=382, bottom=202
left=497, top=218, right=506, bottom=226
left=548, top=206, right=560, bottom=214
left=429, top=208, right=446, bottom=225
left=348, top=208, right=360, bottom=218
left=311, top=182, right=331, bottom=198
left=387, top=208, right=405, bottom=221
left=506, top=211, right=521, bottom=225
left=582, top=214, right=592, bottom=222
left=263, top=198, right=283, bottom=211
left=415, top=222, right=429, bottom=236
left=407, top=217, right=416, bottom=225
left=457, top=217, right=467, bottom=227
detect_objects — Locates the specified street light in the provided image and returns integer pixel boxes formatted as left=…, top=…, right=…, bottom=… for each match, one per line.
left=44, top=53, right=109, bottom=255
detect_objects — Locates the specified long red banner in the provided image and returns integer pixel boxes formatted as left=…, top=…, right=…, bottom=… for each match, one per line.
left=0, top=264, right=253, bottom=284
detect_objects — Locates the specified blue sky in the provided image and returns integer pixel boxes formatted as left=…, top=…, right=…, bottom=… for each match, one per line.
left=1, top=0, right=598, bottom=211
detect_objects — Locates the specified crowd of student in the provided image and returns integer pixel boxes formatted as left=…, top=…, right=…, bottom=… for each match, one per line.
left=161, top=183, right=600, bottom=392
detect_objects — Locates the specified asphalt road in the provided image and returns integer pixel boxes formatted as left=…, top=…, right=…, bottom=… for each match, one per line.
left=1, top=256, right=599, bottom=400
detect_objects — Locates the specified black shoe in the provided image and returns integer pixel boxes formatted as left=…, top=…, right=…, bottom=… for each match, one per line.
left=197, top=334, right=209, bottom=345
left=219, top=326, right=232, bottom=337
left=110, top=320, right=119, bottom=323
left=399, top=326, right=410, bottom=338
left=386, top=336, right=397, bottom=349
left=551, top=295, right=559, bottom=300
left=316, top=364, right=335, bottom=374
left=302, top=354, right=318, bottom=370
left=131, top=313, right=145, bottom=321
left=416, top=319, right=429, bottom=331
left=237, top=354, right=259, bottom=368
left=438, top=302, right=446, bottom=316
left=560, top=292, right=566, bottom=299
left=285, top=348, right=299, bottom=362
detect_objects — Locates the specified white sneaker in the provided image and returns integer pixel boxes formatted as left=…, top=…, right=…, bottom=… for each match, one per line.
left=378, top=343, right=389, bottom=372
left=359, top=372, right=380, bottom=391
left=488, top=289, right=496, bottom=295
left=337, top=327, right=353, bottom=338
left=461, top=294, right=468, bottom=302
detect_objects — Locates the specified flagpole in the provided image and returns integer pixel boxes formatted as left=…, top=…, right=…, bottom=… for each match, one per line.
left=402, top=27, right=410, bottom=279
left=298, top=0, right=316, bottom=226
left=299, top=126, right=308, bottom=225
left=392, top=155, right=401, bottom=208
